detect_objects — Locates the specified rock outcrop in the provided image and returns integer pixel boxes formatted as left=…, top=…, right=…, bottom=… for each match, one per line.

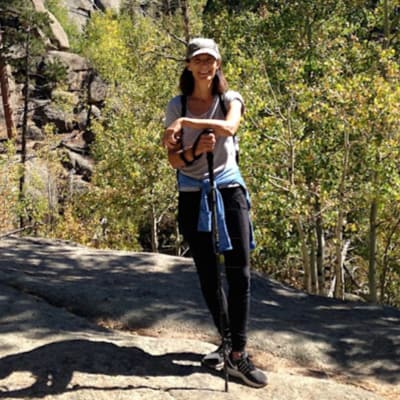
left=95, top=0, right=122, bottom=13
left=0, top=1, right=112, bottom=197
left=61, top=0, right=97, bottom=32
left=32, top=0, right=70, bottom=50
left=0, top=236, right=398, bottom=400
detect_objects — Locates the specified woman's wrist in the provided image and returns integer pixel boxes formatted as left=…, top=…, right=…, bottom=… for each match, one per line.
left=191, top=136, right=203, bottom=161
left=179, top=148, right=194, bottom=166
left=192, top=146, right=202, bottom=160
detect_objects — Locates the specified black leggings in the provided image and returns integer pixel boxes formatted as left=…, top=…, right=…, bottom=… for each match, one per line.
left=178, top=187, right=251, bottom=352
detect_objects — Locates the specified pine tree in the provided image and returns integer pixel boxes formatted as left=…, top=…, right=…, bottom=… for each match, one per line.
left=0, top=0, right=51, bottom=226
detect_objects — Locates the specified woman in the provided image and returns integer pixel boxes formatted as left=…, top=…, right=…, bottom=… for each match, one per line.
left=162, top=38, right=267, bottom=388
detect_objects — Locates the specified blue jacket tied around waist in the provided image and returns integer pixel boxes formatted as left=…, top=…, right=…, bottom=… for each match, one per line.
left=177, top=166, right=256, bottom=253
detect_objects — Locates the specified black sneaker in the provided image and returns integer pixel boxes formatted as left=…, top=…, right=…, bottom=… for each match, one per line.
left=227, top=352, right=267, bottom=388
left=201, top=340, right=232, bottom=371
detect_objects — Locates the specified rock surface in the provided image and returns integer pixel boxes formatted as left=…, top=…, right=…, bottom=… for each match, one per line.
left=60, top=0, right=96, bottom=32
left=32, top=0, right=70, bottom=50
left=0, top=236, right=399, bottom=399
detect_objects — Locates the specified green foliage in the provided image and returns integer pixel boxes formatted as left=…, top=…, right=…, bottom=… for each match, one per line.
left=0, top=140, right=19, bottom=232
left=0, top=0, right=50, bottom=89
left=0, top=0, right=70, bottom=234
left=201, top=1, right=400, bottom=302
left=65, top=9, right=185, bottom=250
left=61, top=0, right=400, bottom=303
left=0, top=126, right=67, bottom=237
left=40, top=57, right=68, bottom=84
left=21, top=124, right=67, bottom=236
left=3, top=0, right=399, bottom=305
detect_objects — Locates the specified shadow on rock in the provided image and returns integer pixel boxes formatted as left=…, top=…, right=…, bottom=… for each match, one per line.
left=0, top=339, right=208, bottom=398
left=251, top=276, right=400, bottom=384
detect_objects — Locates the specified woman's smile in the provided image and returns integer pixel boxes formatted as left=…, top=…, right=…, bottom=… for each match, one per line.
left=198, top=70, right=213, bottom=79
left=189, top=54, right=219, bottom=81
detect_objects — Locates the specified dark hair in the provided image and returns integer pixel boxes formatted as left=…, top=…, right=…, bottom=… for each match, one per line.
left=179, top=67, right=229, bottom=96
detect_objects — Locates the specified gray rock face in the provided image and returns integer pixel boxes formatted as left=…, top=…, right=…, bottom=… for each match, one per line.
left=0, top=0, right=111, bottom=205
left=47, top=51, right=91, bottom=92
left=89, top=75, right=107, bottom=104
left=29, top=51, right=97, bottom=134
left=58, top=0, right=122, bottom=32
left=33, top=102, right=75, bottom=132
left=0, top=237, right=397, bottom=400
left=60, top=0, right=97, bottom=32
left=31, top=0, right=70, bottom=50
left=95, top=0, right=122, bottom=12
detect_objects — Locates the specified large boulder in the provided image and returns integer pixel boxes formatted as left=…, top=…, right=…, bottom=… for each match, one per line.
left=31, top=0, right=70, bottom=50
left=32, top=102, right=75, bottom=132
left=46, top=51, right=91, bottom=92
left=60, top=0, right=96, bottom=32
left=95, top=0, right=122, bottom=12
left=30, top=51, right=108, bottom=137
left=89, top=75, right=107, bottom=104
left=58, top=0, right=122, bottom=32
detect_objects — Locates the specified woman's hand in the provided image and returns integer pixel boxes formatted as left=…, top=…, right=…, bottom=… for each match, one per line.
left=162, top=119, right=183, bottom=149
left=194, top=131, right=216, bottom=157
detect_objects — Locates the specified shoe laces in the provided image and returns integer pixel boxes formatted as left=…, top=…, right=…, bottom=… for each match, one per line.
left=235, top=354, right=255, bottom=375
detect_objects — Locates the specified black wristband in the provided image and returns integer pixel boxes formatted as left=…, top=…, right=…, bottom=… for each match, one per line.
left=192, top=135, right=203, bottom=161
left=192, top=145, right=202, bottom=161
left=179, top=150, right=193, bottom=166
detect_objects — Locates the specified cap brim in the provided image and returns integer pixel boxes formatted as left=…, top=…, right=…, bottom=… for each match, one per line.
left=189, top=49, right=220, bottom=60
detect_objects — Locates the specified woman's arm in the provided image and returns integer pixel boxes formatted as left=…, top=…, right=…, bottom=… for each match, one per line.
left=162, top=98, right=242, bottom=149
left=181, top=98, right=242, bottom=137
left=167, top=131, right=216, bottom=169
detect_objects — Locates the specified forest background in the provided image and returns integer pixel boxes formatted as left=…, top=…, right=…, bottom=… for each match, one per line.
left=1, top=0, right=400, bottom=308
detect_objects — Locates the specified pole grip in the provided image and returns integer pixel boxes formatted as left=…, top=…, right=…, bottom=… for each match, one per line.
left=202, top=128, right=214, bottom=182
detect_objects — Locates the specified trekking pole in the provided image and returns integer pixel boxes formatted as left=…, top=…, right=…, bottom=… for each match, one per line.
left=204, top=129, right=229, bottom=392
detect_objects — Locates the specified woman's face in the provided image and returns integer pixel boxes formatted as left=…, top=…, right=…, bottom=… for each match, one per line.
left=187, top=54, right=220, bottom=83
